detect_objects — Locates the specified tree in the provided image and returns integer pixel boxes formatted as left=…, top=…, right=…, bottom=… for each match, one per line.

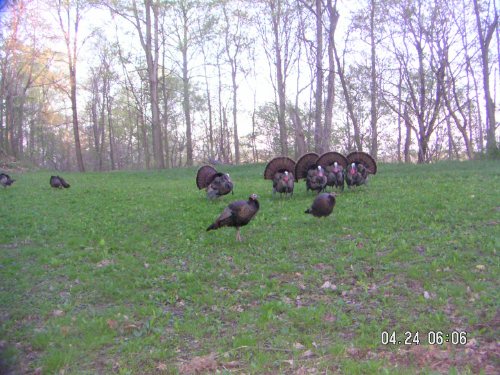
left=221, top=1, right=252, bottom=164
left=473, top=0, right=498, bottom=157
left=258, top=0, right=298, bottom=156
left=54, top=0, right=88, bottom=172
left=106, top=0, right=165, bottom=169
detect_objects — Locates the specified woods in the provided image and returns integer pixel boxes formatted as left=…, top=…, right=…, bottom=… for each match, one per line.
left=0, top=0, right=498, bottom=171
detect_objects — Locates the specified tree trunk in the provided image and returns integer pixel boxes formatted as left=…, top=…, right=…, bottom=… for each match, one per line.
left=144, top=0, right=164, bottom=168
left=270, top=0, right=288, bottom=156
left=334, top=44, right=362, bottom=151
left=404, top=103, right=411, bottom=163
left=473, top=0, right=498, bottom=156
left=324, top=0, right=339, bottom=153
left=369, top=0, right=378, bottom=158
left=231, top=67, right=240, bottom=164
left=314, top=0, right=324, bottom=154
left=70, top=67, right=85, bottom=171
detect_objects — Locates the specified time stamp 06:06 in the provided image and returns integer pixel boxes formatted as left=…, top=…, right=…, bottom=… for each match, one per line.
left=381, top=331, right=468, bottom=345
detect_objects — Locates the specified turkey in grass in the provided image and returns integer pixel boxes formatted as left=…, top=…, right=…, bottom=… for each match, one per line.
left=345, top=151, right=377, bottom=188
left=317, top=151, right=348, bottom=192
left=206, top=194, right=260, bottom=241
left=50, top=175, right=70, bottom=189
left=295, top=152, right=326, bottom=193
left=305, top=192, right=336, bottom=218
left=196, top=165, right=233, bottom=199
left=263, top=156, right=295, bottom=198
left=0, top=173, right=15, bottom=188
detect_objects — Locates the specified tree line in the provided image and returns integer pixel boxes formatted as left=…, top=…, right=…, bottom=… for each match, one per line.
left=0, top=0, right=498, bottom=172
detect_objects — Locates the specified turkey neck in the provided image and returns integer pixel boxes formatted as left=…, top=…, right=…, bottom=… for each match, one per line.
left=248, top=198, right=260, bottom=211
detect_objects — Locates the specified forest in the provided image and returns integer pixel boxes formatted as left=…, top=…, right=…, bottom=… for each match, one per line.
left=0, top=0, right=498, bottom=172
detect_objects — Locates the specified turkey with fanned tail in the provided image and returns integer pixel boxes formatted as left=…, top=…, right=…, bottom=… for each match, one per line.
left=345, top=152, right=377, bottom=188
left=295, top=152, right=326, bottom=193
left=317, top=151, right=348, bottom=191
left=263, top=156, right=295, bottom=198
left=196, top=165, right=233, bottom=199
left=206, top=194, right=259, bottom=241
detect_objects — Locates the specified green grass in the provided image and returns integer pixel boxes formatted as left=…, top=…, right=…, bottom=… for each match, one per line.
left=0, top=160, right=499, bottom=374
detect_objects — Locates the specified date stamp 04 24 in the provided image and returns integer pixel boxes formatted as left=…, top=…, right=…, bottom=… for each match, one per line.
left=381, top=331, right=468, bottom=345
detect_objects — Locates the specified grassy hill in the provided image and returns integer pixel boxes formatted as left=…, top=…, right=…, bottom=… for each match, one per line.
left=1, top=161, right=499, bottom=374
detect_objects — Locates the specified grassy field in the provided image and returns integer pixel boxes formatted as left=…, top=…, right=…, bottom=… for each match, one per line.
left=0, top=161, right=499, bottom=374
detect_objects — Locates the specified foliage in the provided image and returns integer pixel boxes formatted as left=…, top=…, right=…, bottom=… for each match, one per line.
left=0, top=160, right=499, bottom=373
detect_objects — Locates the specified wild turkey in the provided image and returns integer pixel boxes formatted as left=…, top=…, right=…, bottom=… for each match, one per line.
left=305, top=192, right=336, bottom=217
left=345, top=162, right=365, bottom=187
left=306, top=166, right=327, bottom=193
left=317, top=152, right=348, bottom=192
left=345, top=152, right=377, bottom=188
left=50, top=175, right=70, bottom=189
left=263, top=156, right=295, bottom=198
left=295, top=152, right=326, bottom=193
left=196, top=165, right=234, bottom=199
left=206, top=194, right=260, bottom=241
left=0, top=173, right=15, bottom=188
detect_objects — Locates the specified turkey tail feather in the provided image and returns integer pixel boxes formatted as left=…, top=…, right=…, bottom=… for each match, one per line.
left=295, top=153, right=319, bottom=180
left=264, top=157, right=296, bottom=180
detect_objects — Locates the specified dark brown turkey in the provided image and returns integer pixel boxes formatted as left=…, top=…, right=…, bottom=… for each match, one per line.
left=50, top=175, right=70, bottom=189
left=306, top=166, right=327, bottom=193
left=317, top=151, right=348, bottom=192
left=305, top=192, right=336, bottom=217
left=295, top=152, right=326, bottom=193
left=263, top=156, right=295, bottom=198
left=196, top=165, right=234, bottom=199
left=345, top=152, right=377, bottom=188
left=0, top=173, right=15, bottom=188
left=206, top=194, right=260, bottom=241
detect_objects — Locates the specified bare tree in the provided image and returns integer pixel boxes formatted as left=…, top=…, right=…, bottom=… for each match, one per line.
left=473, top=0, right=498, bottom=156
left=54, top=0, right=88, bottom=171
left=258, top=0, right=298, bottom=156
left=222, top=1, right=252, bottom=164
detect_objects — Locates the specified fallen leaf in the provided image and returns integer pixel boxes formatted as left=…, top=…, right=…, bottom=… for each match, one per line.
left=52, top=309, right=64, bottom=317
left=222, top=360, right=240, bottom=369
left=320, top=281, right=337, bottom=290
left=323, top=313, right=337, bottom=322
left=294, top=342, right=305, bottom=349
left=300, top=349, right=315, bottom=359
left=414, top=245, right=426, bottom=255
left=60, top=326, right=70, bottom=336
left=156, top=362, right=168, bottom=371
left=475, top=264, right=485, bottom=271
left=321, top=281, right=332, bottom=289
left=96, top=259, right=113, bottom=268
left=178, top=353, right=217, bottom=374
left=107, top=319, right=118, bottom=330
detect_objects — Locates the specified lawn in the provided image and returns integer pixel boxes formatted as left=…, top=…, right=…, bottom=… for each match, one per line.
left=0, top=160, right=499, bottom=374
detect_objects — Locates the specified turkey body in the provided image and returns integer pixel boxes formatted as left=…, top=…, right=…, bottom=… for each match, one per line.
left=345, top=163, right=366, bottom=188
left=196, top=165, right=233, bottom=199
left=206, top=173, right=234, bottom=199
left=207, top=194, right=259, bottom=241
left=325, top=163, right=344, bottom=191
left=0, top=173, right=15, bottom=188
left=306, top=166, right=327, bottom=193
left=305, top=192, right=336, bottom=217
left=273, top=171, right=294, bottom=198
left=50, top=175, right=70, bottom=189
